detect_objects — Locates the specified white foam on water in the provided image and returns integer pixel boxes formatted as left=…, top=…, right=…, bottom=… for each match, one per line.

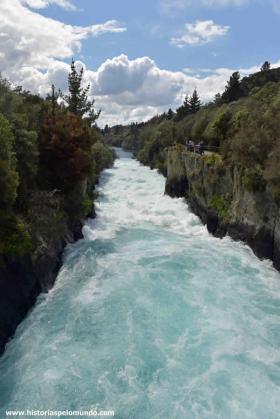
left=0, top=149, right=280, bottom=419
left=83, top=155, right=206, bottom=242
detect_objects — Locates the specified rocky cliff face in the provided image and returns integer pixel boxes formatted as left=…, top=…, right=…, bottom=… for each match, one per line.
left=165, top=145, right=280, bottom=271
left=0, top=224, right=83, bottom=356
left=0, top=145, right=115, bottom=356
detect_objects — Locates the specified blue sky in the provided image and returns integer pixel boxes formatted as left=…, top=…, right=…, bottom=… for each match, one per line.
left=1, top=0, right=280, bottom=125
left=38, top=0, right=280, bottom=71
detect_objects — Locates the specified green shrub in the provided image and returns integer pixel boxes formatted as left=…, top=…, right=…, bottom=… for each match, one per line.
left=202, top=153, right=222, bottom=166
left=92, top=140, right=115, bottom=176
left=0, top=113, right=19, bottom=209
left=0, top=216, right=32, bottom=257
left=209, top=195, right=230, bottom=220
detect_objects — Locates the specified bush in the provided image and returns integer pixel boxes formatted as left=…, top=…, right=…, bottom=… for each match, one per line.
left=191, top=108, right=211, bottom=140
left=0, top=113, right=19, bottom=210
left=0, top=214, right=32, bottom=257
left=209, top=195, right=230, bottom=220
left=92, top=141, right=115, bottom=177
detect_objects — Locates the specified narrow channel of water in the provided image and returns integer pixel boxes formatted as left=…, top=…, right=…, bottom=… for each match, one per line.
left=0, top=149, right=279, bottom=418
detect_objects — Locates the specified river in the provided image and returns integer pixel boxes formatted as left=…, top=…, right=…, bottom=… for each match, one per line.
left=0, top=149, right=280, bottom=419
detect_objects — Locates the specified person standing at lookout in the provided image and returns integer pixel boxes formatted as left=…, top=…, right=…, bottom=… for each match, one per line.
left=189, top=140, right=194, bottom=152
left=199, top=140, right=205, bottom=155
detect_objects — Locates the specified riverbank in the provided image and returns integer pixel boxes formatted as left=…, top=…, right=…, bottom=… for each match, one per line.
left=0, top=149, right=115, bottom=356
left=0, top=220, right=84, bottom=356
left=104, top=67, right=280, bottom=273
left=0, top=65, right=117, bottom=356
left=165, top=145, right=280, bottom=272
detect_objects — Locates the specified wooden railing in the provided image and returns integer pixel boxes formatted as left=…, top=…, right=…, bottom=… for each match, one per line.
left=185, top=144, right=220, bottom=154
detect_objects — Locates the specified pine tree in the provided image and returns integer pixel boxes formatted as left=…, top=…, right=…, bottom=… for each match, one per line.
left=46, top=84, right=59, bottom=119
left=167, top=108, right=174, bottom=120
left=62, top=59, right=100, bottom=125
left=183, top=95, right=191, bottom=111
left=189, top=89, right=201, bottom=114
left=214, top=93, right=222, bottom=104
left=221, top=72, right=243, bottom=103
left=261, top=61, right=271, bottom=72
left=175, top=95, right=191, bottom=121
left=130, top=122, right=138, bottom=134
left=103, top=124, right=109, bottom=135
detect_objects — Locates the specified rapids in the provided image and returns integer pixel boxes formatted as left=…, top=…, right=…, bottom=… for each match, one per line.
left=0, top=149, right=279, bottom=418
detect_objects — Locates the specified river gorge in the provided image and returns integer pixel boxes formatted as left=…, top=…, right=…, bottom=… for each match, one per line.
left=0, top=149, right=279, bottom=418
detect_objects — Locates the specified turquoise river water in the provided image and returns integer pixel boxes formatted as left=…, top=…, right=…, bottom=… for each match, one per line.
left=0, top=149, right=280, bottom=418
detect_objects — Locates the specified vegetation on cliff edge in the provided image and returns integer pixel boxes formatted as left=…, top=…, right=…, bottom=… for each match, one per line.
left=0, top=61, right=114, bottom=263
left=104, top=64, right=280, bottom=201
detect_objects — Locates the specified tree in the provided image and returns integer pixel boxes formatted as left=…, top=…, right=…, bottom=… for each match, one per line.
left=214, top=93, right=222, bottom=105
left=175, top=95, right=191, bottom=121
left=167, top=108, right=174, bottom=120
left=222, top=72, right=243, bottom=103
left=189, top=89, right=201, bottom=114
left=130, top=122, right=138, bottom=134
left=261, top=61, right=271, bottom=72
left=14, top=129, right=39, bottom=212
left=213, top=111, right=231, bottom=143
left=62, top=59, right=100, bottom=125
left=46, top=84, right=59, bottom=119
left=92, top=141, right=115, bottom=174
left=40, top=111, right=98, bottom=192
left=0, top=114, right=19, bottom=210
left=183, top=95, right=191, bottom=110
left=103, top=124, right=109, bottom=135
left=114, top=125, right=122, bottom=135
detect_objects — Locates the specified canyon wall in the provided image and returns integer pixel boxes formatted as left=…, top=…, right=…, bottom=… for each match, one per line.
left=165, top=145, right=280, bottom=271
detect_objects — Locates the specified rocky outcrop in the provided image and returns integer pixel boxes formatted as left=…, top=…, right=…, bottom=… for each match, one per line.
left=165, top=145, right=280, bottom=271
left=0, top=146, right=115, bottom=357
left=165, top=148, right=189, bottom=198
left=0, top=225, right=83, bottom=356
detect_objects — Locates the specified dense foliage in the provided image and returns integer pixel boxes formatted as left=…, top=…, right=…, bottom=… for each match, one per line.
left=105, top=64, right=280, bottom=200
left=0, top=63, right=114, bottom=262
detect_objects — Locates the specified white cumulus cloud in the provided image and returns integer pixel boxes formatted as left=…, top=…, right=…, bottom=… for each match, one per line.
left=89, top=55, right=186, bottom=108
left=21, top=0, right=76, bottom=10
left=92, top=57, right=280, bottom=126
left=0, top=0, right=279, bottom=127
left=0, top=0, right=126, bottom=72
left=171, top=20, right=230, bottom=47
left=5, top=51, right=280, bottom=127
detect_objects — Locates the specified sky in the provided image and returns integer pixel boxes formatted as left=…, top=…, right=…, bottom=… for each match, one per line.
left=0, top=0, right=280, bottom=126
